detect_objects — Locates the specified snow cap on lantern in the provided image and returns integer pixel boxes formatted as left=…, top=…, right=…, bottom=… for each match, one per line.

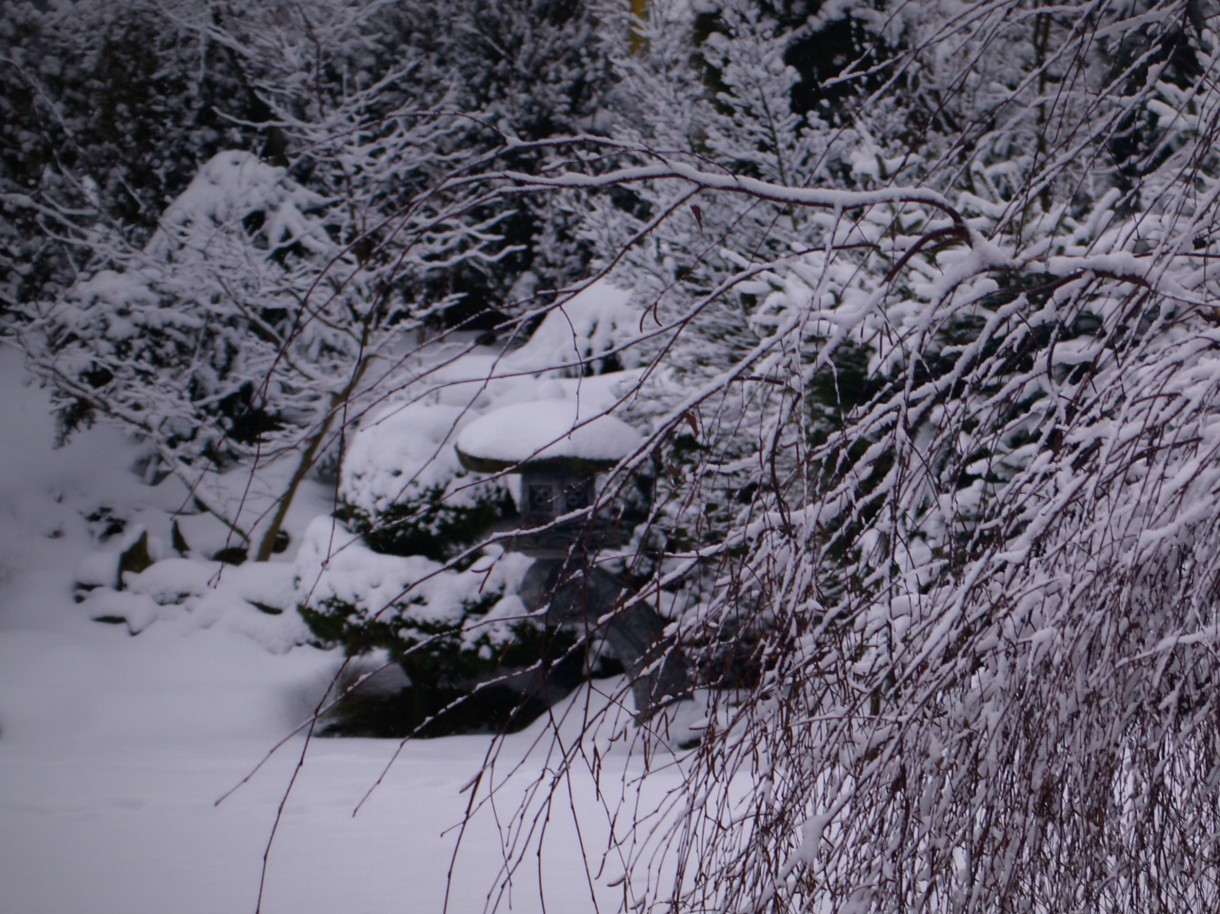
left=455, top=399, right=642, bottom=550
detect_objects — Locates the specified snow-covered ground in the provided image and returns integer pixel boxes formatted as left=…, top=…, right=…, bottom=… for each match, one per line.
left=0, top=344, right=685, bottom=914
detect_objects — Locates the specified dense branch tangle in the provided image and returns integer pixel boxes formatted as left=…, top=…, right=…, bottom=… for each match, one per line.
left=437, top=4, right=1220, bottom=912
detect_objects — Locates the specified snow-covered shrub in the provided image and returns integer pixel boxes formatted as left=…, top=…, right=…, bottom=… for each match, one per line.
left=22, top=131, right=511, bottom=559
left=26, top=153, right=297, bottom=437
left=25, top=152, right=336, bottom=464
left=502, top=280, right=647, bottom=376
left=294, top=518, right=572, bottom=734
left=338, top=402, right=515, bottom=562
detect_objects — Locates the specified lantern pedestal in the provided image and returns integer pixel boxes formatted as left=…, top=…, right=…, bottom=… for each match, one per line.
left=519, top=559, right=690, bottom=720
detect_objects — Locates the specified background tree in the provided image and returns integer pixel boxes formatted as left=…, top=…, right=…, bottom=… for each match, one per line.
left=0, top=0, right=281, bottom=316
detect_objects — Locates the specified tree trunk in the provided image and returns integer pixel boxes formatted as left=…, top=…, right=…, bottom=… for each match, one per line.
left=254, top=359, right=369, bottom=561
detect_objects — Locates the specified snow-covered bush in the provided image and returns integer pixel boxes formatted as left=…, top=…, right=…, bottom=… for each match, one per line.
left=23, top=152, right=341, bottom=469
left=20, top=131, right=513, bottom=558
left=501, top=280, right=647, bottom=376
left=294, top=518, right=573, bottom=734
left=337, top=401, right=515, bottom=561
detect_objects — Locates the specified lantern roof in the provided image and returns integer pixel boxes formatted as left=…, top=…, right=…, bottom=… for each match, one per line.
left=455, top=399, right=642, bottom=474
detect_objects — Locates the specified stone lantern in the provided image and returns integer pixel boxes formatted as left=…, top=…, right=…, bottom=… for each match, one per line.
left=455, top=399, right=689, bottom=719
left=454, top=399, right=641, bottom=557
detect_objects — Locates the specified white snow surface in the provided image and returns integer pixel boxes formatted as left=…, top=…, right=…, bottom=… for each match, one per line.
left=0, top=345, right=686, bottom=914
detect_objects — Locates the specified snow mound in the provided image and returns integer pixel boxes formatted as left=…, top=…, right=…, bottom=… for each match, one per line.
left=74, top=554, right=308, bottom=649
